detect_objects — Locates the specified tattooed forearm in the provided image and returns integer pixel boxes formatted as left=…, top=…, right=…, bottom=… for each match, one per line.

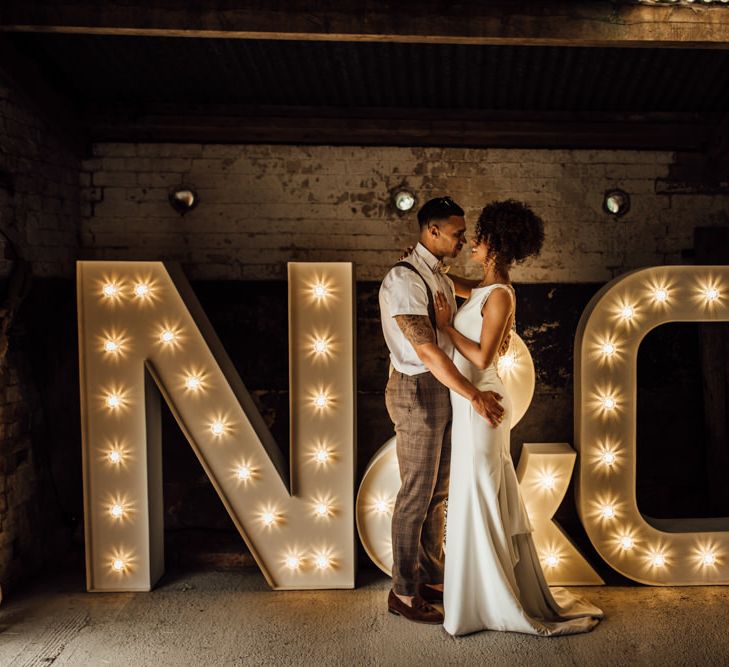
left=394, top=315, right=436, bottom=347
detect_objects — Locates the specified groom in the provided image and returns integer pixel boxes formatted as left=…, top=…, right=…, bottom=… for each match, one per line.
left=379, top=196, right=504, bottom=624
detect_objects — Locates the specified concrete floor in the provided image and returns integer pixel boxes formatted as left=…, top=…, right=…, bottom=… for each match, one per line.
left=0, top=568, right=728, bottom=666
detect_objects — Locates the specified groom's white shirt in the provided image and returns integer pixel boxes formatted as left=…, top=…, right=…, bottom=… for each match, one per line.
left=379, top=242, right=457, bottom=376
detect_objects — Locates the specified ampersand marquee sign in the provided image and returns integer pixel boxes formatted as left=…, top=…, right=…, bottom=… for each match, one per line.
left=77, top=261, right=729, bottom=591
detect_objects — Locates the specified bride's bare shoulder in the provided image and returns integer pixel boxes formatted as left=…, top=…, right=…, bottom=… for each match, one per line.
left=480, top=286, right=513, bottom=316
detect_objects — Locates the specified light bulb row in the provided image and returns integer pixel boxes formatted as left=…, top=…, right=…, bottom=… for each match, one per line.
left=102, top=387, right=237, bottom=442
left=101, top=327, right=182, bottom=357
left=282, top=550, right=336, bottom=571
left=542, top=542, right=719, bottom=570
left=107, top=440, right=335, bottom=473
left=259, top=498, right=340, bottom=526
left=612, top=281, right=723, bottom=324
left=110, top=547, right=338, bottom=575
left=101, top=280, right=155, bottom=302
left=607, top=530, right=721, bottom=568
left=305, top=277, right=338, bottom=418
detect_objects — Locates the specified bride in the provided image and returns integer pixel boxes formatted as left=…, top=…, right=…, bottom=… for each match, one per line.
left=433, top=200, right=603, bottom=637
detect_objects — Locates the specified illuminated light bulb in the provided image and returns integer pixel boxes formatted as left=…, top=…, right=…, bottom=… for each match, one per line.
left=312, top=339, right=328, bottom=355
left=261, top=511, right=276, bottom=526
left=133, top=282, right=151, bottom=298
left=600, top=451, right=617, bottom=466
left=651, top=553, right=666, bottom=567
left=312, top=283, right=329, bottom=300
left=108, top=450, right=123, bottom=464
left=619, top=535, right=634, bottom=550
left=313, top=392, right=329, bottom=409
left=285, top=555, right=302, bottom=570
left=600, top=504, right=616, bottom=519
left=185, top=375, right=202, bottom=391
left=544, top=553, right=561, bottom=568
left=620, top=305, right=635, bottom=320
left=498, top=352, right=517, bottom=372
left=314, top=502, right=330, bottom=517
left=211, top=420, right=226, bottom=437
left=106, top=393, right=122, bottom=410
left=160, top=330, right=176, bottom=344
left=236, top=465, right=252, bottom=481
left=701, top=551, right=717, bottom=566
left=600, top=396, right=617, bottom=411
left=104, top=339, right=121, bottom=354
left=653, top=287, right=668, bottom=302
left=374, top=499, right=389, bottom=514
left=110, top=504, right=125, bottom=519
left=112, top=558, right=126, bottom=572
left=314, top=447, right=329, bottom=463
left=705, top=287, right=720, bottom=302
left=102, top=283, right=120, bottom=299
left=539, top=473, right=557, bottom=490
left=315, top=554, right=331, bottom=570
left=601, top=342, right=616, bottom=357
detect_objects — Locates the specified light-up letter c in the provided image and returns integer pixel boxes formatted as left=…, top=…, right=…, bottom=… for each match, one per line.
left=575, top=266, right=729, bottom=585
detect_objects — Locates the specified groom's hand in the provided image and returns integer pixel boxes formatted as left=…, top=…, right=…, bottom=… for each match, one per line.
left=470, top=390, right=504, bottom=426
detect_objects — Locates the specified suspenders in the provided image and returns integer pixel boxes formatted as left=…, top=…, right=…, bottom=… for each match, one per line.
left=393, top=261, right=437, bottom=331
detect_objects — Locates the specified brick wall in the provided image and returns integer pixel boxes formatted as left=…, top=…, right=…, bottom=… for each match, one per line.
left=0, top=79, right=80, bottom=590
left=0, top=82, right=80, bottom=278
left=77, top=143, right=729, bottom=563
left=2, top=121, right=729, bottom=581
left=81, top=144, right=729, bottom=282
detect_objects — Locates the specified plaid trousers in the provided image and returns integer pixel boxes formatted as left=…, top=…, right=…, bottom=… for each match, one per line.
left=385, top=370, right=452, bottom=596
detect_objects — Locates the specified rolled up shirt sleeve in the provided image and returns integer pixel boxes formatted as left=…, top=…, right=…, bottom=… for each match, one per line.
left=384, top=267, right=430, bottom=319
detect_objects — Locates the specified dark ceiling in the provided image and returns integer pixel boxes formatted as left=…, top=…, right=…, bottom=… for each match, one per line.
left=8, top=33, right=729, bottom=113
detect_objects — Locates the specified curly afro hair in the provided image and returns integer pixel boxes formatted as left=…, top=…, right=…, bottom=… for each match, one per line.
left=474, top=199, right=545, bottom=267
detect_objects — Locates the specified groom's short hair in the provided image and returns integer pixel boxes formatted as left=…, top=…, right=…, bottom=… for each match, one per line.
left=417, top=196, right=465, bottom=228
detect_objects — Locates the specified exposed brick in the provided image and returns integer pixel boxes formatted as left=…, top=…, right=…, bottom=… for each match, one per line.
left=92, top=171, right=138, bottom=188
left=74, top=144, right=729, bottom=283
left=0, top=72, right=77, bottom=591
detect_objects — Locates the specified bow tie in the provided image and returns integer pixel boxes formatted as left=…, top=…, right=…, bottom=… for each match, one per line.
left=433, top=261, right=450, bottom=275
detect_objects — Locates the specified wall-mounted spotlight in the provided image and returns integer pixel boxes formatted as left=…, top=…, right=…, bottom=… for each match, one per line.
left=169, top=185, right=199, bottom=216
left=603, top=189, right=630, bottom=217
left=392, top=189, right=416, bottom=213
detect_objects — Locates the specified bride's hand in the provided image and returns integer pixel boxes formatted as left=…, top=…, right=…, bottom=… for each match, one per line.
left=398, top=245, right=414, bottom=261
left=434, top=292, right=452, bottom=329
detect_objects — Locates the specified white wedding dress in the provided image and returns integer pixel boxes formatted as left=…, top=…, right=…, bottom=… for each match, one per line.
left=443, top=284, right=603, bottom=636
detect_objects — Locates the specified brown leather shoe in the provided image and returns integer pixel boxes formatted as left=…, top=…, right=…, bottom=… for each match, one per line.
left=418, top=583, right=443, bottom=604
left=388, top=590, right=443, bottom=624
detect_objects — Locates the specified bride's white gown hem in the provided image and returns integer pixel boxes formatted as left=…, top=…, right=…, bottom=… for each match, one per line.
left=443, top=284, right=603, bottom=637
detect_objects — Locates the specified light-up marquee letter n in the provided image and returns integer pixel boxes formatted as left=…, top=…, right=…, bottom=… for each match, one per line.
left=575, top=265, right=729, bottom=585
left=78, top=261, right=355, bottom=591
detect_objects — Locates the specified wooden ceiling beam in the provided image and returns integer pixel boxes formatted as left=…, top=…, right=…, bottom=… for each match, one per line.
left=87, top=106, right=714, bottom=150
left=0, top=36, right=88, bottom=156
left=3, top=1, right=729, bottom=49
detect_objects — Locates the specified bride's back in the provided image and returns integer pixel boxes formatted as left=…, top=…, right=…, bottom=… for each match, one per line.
left=452, top=283, right=514, bottom=383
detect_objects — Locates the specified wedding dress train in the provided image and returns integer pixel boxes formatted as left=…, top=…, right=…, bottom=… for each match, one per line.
left=443, top=284, right=603, bottom=636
